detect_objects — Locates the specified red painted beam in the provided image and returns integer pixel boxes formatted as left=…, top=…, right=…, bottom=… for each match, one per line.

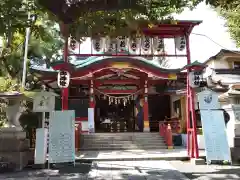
left=76, top=117, right=88, bottom=121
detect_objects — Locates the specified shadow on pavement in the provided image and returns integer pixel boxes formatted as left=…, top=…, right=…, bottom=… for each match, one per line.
left=183, top=167, right=240, bottom=180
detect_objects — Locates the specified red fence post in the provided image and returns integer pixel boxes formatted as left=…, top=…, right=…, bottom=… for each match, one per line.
left=166, top=124, right=173, bottom=149
left=75, top=123, right=82, bottom=152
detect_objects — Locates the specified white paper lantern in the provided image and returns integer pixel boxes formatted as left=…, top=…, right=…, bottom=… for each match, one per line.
left=92, top=37, right=104, bottom=52
left=105, top=36, right=116, bottom=53
left=153, top=37, right=164, bottom=53
left=175, top=36, right=186, bottom=51
left=57, top=71, right=70, bottom=88
left=141, top=35, right=152, bottom=54
left=117, top=36, right=127, bottom=52
left=128, top=37, right=140, bottom=54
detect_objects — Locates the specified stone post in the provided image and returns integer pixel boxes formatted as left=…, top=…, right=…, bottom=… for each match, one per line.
left=222, top=100, right=240, bottom=161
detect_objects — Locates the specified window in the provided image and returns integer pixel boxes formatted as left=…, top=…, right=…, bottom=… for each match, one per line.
left=233, top=62, right=240, bottom=69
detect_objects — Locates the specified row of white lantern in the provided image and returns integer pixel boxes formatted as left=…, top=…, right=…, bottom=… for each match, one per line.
left=69, top=36, right=186, bottom=53
left=92, top=36, right=186, bottom=53
left=91, top=36, right=165, bottom=54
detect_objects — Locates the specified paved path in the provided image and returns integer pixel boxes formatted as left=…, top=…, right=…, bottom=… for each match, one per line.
left=76, top=148, right=206, bottom=161
left=0, top=161, right=189, bottom=180
left=170, top=160, right=240, bottom=180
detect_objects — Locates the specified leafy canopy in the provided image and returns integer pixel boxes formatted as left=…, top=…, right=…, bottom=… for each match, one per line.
left=0, top=0, right=63, bottom=79
left=40, top=0, right=205, bottom=38
left=206, top=0, right=240, bottom=47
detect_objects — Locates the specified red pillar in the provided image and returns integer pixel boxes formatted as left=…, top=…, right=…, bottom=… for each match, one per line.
left=186, top=34, right=199, bottom=158
left=143, top=80, right=150, bottom=132
left=62, top=33, right=69, bottom=110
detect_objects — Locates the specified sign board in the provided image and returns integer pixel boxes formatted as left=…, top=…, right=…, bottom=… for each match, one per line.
left=88, top=108, right=95, bottom=133
left=197, top=89, right=220, bottom=110
left=200, top=110, right=231, bottom=163
left=34, top=128, right=48, bottom=164
left=189, top=71, right=203, bottom=88
left=48, top=110, right=75, bottom=164
left=33, top=92, right=57, bottom=112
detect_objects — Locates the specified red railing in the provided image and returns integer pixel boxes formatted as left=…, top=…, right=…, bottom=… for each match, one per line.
left=159, top=120, right=179, bottom=149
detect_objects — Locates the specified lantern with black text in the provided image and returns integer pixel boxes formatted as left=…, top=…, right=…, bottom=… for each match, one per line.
left=57, top=71, right=70, bottom=88
left=189, top=71, right=203, bottom=88
left=175, top=36, right=186, bottom=51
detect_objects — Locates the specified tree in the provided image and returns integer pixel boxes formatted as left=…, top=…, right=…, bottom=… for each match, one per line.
left=205, top=0, right=240, bottom=47
left=0, top=0, right=63, bottom=80
left=38, top=0, right=206, bottom=39
left=206, top=0, right=240, bottom=9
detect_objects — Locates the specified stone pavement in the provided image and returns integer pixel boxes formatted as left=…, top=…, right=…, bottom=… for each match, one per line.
left=0, top=161, right=190, bottom=180
left=76, top=148, right=206, bottom=161
left=170, top=160, right=240, bottom=180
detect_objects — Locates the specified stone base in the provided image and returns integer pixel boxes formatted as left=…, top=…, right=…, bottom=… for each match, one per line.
left=0, top=139, right=29, bottom=152
left=0, top=128, right=33, bottom=171
left=190, top=158, right=205, bottom=165
left=0, top=151, right=33, bottom=171
left=0, top=127, right=26, bottom=139
left=231, top=147, right=240, bottom=162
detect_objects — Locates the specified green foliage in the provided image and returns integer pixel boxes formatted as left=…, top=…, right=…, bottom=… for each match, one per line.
left=53, top=0, right=206, bottom=38
left=206, top=0, right=240, bottom=9
left=0, top=77, right=20, bottom=92
left=0, top=0, right=63, bottom=79
left=218, top=6, right=240, bottom=47
left=206, top=0, right=240, bottom=47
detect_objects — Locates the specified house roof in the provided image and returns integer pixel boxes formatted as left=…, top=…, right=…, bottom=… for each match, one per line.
left=204, top=49, right=240, bottom=65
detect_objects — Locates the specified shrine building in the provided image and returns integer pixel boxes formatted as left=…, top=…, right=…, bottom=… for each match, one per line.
left=33, top=0, right=205, bottom=158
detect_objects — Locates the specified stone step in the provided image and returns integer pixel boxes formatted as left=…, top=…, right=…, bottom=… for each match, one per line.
left=81, top=142, right=165, bottom=146
left=80, top=145, right=167, bottom=151
left=81, top=136, right=163, bottom=141
left=81, top=133, right=159, bottom=137
left=80, top=133, right=167, bottom=151
left=80, top=144, right=167, bottom=148
left=81, top=139, right=165, bottom=143
left=82, top=134, right=160, bottom=137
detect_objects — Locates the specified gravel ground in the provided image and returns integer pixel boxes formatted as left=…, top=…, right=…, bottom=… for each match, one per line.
left=170, top=160, right=240, bottom=180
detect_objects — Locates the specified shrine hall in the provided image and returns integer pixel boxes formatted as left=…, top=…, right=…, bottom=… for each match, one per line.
left=30, top=20, right=205, bottom=136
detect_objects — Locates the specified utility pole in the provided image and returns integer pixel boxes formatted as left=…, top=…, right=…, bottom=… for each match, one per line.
left=21, top=12, right=31, bottom=89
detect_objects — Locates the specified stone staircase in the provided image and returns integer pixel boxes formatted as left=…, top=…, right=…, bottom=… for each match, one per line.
left=80, top=132, right=167, bottom=151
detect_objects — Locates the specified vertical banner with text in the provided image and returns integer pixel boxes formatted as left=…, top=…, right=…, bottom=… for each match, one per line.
left=198, top=89, right=231, bottom=163
left=48, top=110, right=75, bottom=164
left=88, top=108, right=95, bottom=133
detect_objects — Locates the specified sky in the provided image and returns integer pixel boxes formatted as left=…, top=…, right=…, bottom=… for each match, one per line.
left=176, top=2, right=238, bottom=63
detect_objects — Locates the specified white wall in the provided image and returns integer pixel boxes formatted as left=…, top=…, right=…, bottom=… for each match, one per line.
left=213, top=60, right=230, bottom=69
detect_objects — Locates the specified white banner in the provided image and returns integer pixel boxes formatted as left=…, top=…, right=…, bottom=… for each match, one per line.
left=48, top=110, right=75, bottom=164
left=34, top=128, right=48, bottom=164
left=200, top=110, right=231, bottom=163
left=197, top=89, right=220, bottom=110
left=88, top=108, right=95, bottom=133
left=33, top=92, right=56, bottom=112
